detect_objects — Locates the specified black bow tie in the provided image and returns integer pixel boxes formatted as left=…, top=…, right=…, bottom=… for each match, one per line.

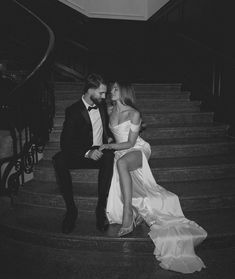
left=88, top=105, right=98, bottom=112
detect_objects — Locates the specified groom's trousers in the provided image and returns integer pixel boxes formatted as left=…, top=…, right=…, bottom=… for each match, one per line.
left=52, top=149, right=114, bottom=212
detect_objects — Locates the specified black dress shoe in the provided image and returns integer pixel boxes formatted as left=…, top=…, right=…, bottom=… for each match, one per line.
left=96, top=206, right=109, bottom=232
left=62, top=207, right=78, bottom=234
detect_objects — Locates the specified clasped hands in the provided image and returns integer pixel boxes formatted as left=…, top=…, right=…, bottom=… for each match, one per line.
left=88, top=138, right=114, bottom=161
left=99, top=143, right=114, bottom=151
left=98, top=137, right=114, bottom=151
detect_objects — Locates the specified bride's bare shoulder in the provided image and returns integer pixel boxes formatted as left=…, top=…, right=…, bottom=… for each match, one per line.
left=129, top=108, right=140, bottom=119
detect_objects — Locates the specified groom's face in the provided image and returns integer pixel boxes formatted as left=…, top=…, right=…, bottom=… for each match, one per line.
left=90, top=83, right=107, bottom=105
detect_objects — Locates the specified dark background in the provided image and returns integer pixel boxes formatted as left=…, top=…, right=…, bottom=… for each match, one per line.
left=1, top=0, right=235, bottom=132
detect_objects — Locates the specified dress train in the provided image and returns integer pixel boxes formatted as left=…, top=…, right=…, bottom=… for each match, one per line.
left=106, top=120, right=207, bottom=273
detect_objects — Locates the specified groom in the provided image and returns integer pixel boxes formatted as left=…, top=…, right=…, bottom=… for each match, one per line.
left=53, top=73, right=114, bottom=234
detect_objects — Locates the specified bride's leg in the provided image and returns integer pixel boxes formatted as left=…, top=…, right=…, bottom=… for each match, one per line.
left=117, top=150, right=142, bottom=228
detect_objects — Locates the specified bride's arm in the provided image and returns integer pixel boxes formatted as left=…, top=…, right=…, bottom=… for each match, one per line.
left=100, top=111, right=141, bottom=151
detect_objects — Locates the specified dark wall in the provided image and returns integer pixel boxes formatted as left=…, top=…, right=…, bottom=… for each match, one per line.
left=7, top=0, right=235, bottom=132
left=1, top=0, right=52, bottom=70
left=150, top=0, right=235, bottom=134
left=16, top=0, right=234, bottom=79
left=16, top=0, right=152, bottom=81
left=13, top=0, right=235, bottom=78
left=150, top=0, right=234, bottom=57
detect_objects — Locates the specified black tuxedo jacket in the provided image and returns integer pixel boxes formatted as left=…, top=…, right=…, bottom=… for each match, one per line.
left=60, top=99, right=112, bottom=159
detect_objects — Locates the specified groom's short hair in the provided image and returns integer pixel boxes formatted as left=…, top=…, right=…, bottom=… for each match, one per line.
left=83, top=73, right=106, bottom=93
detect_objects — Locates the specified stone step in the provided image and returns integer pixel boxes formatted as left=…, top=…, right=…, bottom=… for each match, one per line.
left=34, top=154, right=235, bottom=183
left=141, top=123, right=228, bottom=139
left=50, top=123, right=229, bottom=142
left=55, top=91, right=191, bottom=101
left=53, top=111, right=214, bottom=127
left=0, top=200, right=234, bottom=251
left=54, top=82, right=183, bottom=93
left=56, top=105, right=201, bottom=114
left=55, top=100, right=201, bottom=112
left=142, top=111, right=214, bottom=125
left=15, top=178, right=235, bottom=212
left=43, top=137, right=235, bottom=160
left=133, top=83, right=183, bottom=92
left=0, top=229, right=234, bottom=279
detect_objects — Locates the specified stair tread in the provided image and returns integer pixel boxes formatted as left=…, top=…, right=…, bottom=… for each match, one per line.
left=55, top=91, right=186, bottom=96
left=52, top=122, right=227, bottom=130
left=45, top=137, right=235, bottom=149
left=38, top=154, right=235, bottom=168
left=55, top=90, right=184, bottom=96
left=54, top=111, right=214, bottom=116
left=56, top=100, right=200, bottom=105
left=133, top=83, right=183, bottom=86
left=55, top=110, right=214, bottom=120
left=142, top=111, right=213, bottom=115
left=148, top=137, right=235, bottom=145
left=53, top=111, right=214, bottom=126
left=56, top=109, right=201, bottom=115
left=54, top=99, right=199, bottom=102
left=20, top=178, right=235, bottom=199
left=150, top=154, right=235, bottom=168
left=54, top=82, right=182, bottom=86
left=144, top=122, right=227, bottom=129
left=0, top=200, right=234, bottom=242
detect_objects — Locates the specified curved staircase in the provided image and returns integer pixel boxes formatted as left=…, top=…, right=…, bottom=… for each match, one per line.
left=1, top=81, right=235, bottom=272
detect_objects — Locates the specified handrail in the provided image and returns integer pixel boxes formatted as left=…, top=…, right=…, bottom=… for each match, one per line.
left=0, top=0, right=55, bottom=198
left=54, top=62, right=85, bottom=81
left=65, top=38, right=89, bottom=52
left=55, top=37, right=89, bottom=80
left=8, top=0, right=55, bottom=99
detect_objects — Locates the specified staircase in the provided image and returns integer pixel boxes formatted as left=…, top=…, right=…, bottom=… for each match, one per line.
left=1, top=81, right=235, bottom=256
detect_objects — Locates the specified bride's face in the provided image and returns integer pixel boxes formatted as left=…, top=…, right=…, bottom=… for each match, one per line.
left=110, top=83, right=120, bottom=101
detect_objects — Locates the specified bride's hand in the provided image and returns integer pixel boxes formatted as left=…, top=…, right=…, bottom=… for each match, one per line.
left=99, top=144, right=107, bottom=151
left=99, top=144, right=114, bottom=151
left=108, top=137, right=113, bottom=143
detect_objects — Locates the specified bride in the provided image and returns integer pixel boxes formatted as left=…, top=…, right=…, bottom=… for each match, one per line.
left=99, top=81, right=207, bottom=273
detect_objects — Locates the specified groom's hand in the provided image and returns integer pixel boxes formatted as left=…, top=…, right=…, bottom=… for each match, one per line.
left=88, top=149, right=103, bottom=160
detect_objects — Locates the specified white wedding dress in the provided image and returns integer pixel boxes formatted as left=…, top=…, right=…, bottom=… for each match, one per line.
left=106, top=120, right=207, bottom=274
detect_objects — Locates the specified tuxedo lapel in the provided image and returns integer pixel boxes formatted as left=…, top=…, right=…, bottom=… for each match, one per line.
left=99, top=104, right=108, bottom=142
left=79, top=101, right=92, bottom=127
left=99, top=106, right=106, bottom=127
